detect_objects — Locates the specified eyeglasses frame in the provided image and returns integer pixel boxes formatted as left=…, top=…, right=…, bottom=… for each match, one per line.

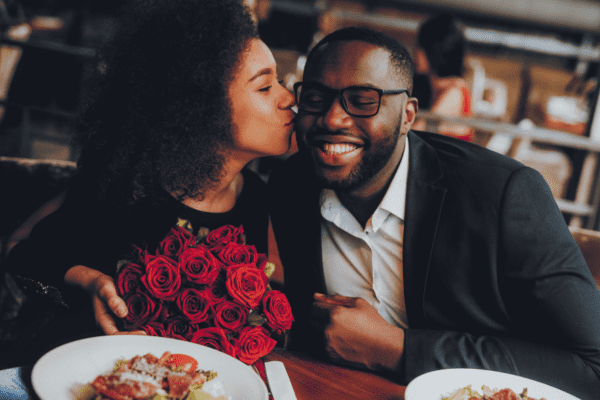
left=293, top=81, right=410, bottom=118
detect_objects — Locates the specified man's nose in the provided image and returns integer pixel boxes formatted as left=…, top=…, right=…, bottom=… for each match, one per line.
left=317, top=97, right=353, bottom=131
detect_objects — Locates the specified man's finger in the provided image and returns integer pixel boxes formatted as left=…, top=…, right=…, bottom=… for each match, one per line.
left=314, top=293, right=357, bottom=307
left=311, top=300, right=337, bottom=322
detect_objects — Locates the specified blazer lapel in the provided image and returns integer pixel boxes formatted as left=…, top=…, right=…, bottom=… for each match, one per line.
left=403, top=131, right=447, bottom=328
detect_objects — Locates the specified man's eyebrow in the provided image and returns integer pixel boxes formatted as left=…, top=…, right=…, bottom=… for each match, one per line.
left=248, top=67, right=274, bottom=82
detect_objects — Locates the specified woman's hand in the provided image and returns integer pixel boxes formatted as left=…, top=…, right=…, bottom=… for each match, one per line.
left=64, top=265, right=146, bottom=335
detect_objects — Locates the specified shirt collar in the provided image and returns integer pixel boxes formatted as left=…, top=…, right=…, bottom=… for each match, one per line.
left=320, top=135, right=410, bottom=224
left=380, top=135, right=409, bottom=221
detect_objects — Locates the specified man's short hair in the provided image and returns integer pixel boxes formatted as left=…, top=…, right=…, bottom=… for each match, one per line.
left=306, top=27, right=414, bottom=93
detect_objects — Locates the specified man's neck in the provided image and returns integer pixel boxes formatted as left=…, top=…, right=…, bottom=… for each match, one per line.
left=337, top=188, right=388, bottom=229
left=336, top=134, right=407, bottom=228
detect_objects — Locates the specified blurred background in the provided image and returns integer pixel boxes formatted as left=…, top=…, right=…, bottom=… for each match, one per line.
left=2, top=0, right=600, bottom=229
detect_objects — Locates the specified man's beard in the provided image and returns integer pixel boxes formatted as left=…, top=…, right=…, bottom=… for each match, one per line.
left=315, top=122, right=402, bottom=191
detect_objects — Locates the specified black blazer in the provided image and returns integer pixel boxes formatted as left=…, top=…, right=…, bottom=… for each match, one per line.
left=268, top=130, right=600, bottom=399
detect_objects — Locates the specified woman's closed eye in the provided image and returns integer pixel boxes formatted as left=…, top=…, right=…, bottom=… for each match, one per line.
left=259, top=80, right=284, bottom=92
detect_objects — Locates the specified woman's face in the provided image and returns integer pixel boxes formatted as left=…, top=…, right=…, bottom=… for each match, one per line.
left=228, top=39, right=296, bottom=162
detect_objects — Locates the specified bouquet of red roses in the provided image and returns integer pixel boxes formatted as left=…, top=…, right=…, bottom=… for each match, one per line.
left=115, top=221, right=293, bottom=365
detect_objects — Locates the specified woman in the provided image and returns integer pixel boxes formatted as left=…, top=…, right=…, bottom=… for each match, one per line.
left=412, top=14, right=474, bottom=141
left=3, top=0, right=294, bottom=363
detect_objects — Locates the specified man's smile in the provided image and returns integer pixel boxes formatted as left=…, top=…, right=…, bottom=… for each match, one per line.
left=309, top=135, right=364, bottom=167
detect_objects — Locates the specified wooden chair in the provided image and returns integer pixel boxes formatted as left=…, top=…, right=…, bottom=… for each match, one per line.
left=569, top=227, right=600, bottom=290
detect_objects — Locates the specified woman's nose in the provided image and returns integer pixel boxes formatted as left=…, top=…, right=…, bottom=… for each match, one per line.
left=280, top=87, right=296, bottom=109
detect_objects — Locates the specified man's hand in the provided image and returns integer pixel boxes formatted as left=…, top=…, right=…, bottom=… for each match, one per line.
left=64, top=265, right=146, bottom=336
left=311, top=293, right=404, bottom=372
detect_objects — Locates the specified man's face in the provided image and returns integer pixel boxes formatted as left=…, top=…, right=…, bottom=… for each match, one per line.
left=295, top=40, right=417, bottom=192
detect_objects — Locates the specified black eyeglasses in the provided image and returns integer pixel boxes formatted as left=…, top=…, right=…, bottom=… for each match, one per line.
left=294, top=81, right=410, bottom=118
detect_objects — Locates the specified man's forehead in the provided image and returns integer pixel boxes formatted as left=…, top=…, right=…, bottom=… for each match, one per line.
left=304, top=40, right=400, bottom=86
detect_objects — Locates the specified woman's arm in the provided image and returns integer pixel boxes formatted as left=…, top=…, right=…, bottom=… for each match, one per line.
left=5, top=188, right=142, bottom=335
left=4, top=190, right=67, bottom=258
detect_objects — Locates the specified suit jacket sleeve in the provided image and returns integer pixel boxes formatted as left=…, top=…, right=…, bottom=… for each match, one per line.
left=403, top=166, right=600, bottom=400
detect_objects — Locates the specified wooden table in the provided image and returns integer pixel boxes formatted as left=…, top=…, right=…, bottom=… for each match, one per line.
left=263, top=350, right=406, bottom=400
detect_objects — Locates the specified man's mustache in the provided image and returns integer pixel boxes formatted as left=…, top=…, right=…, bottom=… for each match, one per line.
left=303, top=128, right=357, bottom=141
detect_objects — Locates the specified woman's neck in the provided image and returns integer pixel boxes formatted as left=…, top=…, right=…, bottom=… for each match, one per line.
left=180, top=169, right=245, bottom=213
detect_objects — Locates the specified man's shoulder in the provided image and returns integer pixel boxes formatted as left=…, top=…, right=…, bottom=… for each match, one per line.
left=410, top=130, right=524, bottom=174
left=268, top=152, right=317, bottom=188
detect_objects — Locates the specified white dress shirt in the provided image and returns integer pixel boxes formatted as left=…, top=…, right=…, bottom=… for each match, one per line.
left=320, top=137, right=409, bottom=329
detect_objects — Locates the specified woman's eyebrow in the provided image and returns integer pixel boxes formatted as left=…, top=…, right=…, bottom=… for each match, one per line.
left=248, top=67, right=274, bottom=82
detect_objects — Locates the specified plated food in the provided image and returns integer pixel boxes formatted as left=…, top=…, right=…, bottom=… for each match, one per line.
left=442, top=385, right=546, bottom=400
left=91, top=352, right=216, bottom=400
left=404, top=368, right=580, bottom=400
left=31, top=335, right=269, bottom=400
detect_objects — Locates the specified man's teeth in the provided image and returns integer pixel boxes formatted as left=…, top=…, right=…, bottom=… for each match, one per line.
left=321, top=143, right=358, bottom=155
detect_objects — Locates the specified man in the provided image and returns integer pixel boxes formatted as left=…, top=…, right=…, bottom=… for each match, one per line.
left=268, top=27, right=600, bottom=399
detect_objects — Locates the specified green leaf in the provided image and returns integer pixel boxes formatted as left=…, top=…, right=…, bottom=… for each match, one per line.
left=263, top=262, right=276, bottom=279
left=190, top=384, right=204, bottom=391
left=113, top=358, right=127, bottom=372
left=177, top=218, right=193, bottom=235
left=197, top=227, right=210, bottom=243
left=205, top=371, right=218, bottom=382
left=247, top=311, right=266, bottom=327
left=241, top=232, right=247, bottom=245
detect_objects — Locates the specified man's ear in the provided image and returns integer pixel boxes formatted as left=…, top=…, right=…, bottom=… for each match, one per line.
left=403, top=97, right=419, bottom=130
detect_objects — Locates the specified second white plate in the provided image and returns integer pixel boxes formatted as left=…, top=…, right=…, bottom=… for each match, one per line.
left=405, top=368, right=580, bottom=400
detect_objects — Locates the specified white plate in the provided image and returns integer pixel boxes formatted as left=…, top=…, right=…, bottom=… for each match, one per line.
left=31, top=335, right=268, bottom=400
left=405, top=368, right=581, bottom=400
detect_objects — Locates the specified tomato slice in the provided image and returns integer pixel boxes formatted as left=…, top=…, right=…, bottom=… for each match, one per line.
left=165, top=354, right=199, bottom=373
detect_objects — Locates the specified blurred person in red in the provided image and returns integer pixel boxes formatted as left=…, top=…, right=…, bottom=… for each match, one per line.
left=412, top=14, right=474, bottom=141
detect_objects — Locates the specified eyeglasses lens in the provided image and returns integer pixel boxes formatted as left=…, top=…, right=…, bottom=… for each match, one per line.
left=296, top=84, right=381, bottom=117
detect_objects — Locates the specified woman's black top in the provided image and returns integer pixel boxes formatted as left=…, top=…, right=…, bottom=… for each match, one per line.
left=5, top=168, right=269, bottom=307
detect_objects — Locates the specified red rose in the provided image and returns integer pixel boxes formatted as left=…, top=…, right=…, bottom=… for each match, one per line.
left=158, top=227, right=195, bottom=258
left=141, top=322, right=167, bottom=337
left=176, top=288, right=213, bottom=324
left=204, top=225, right=244, bottom=253
left=256, top=253, right=268, bottom=271
left=122, top=292, right=167, bottom=329
left=214, top=301, right=248, bottom=333
left=129, top=245, right=145, bottom=264
left=202, top=273, right=228, bottom=304
left=235, top=326, right=276, bottom=365
left=217, top=243, right=258, bottom=266
left=226, top=264, right=268, bottom=309
left=165, top=315, right=194, bottom=340
left=141, top=255, right=181, bottom=301
left=179, top=247, right=222, bottom=286
left=262, top=290, right=294, bottom=334
left=188, top=327, right=236, bottom=358
left=116, top=262, right=145, bottom=298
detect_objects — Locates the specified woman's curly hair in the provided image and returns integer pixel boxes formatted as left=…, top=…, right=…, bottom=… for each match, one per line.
left=75, top=0, right=257, bottom=205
